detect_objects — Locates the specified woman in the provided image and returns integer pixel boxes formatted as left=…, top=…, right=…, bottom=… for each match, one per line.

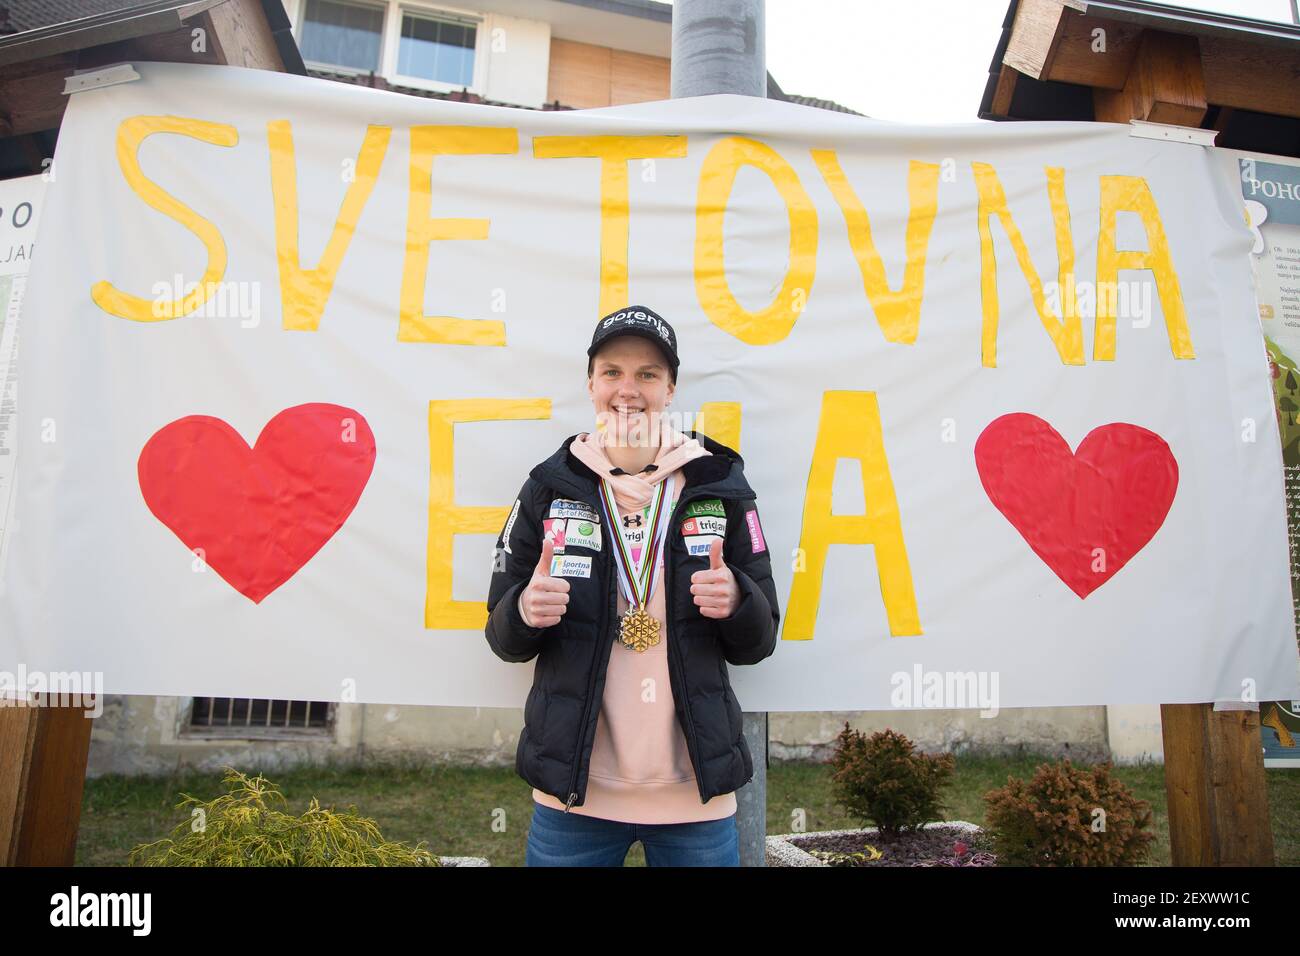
left=485, top=305, right=780, bottom=867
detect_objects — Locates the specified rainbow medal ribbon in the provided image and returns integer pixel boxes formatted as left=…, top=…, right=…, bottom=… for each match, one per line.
left=597, top=473, right=674, bottom=652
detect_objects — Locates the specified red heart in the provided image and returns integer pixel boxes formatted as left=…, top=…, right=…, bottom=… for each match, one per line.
left=138, top=403, right=376, bottom=603
left=974, top=413, right=1178, bottom=598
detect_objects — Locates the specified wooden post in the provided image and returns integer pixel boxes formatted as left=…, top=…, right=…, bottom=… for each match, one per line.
left=1093, top=26, right=1274, bottom=866
left=1092, top=30, right=1207, bottom=126
left=1161, top=704, right=1274, bottom=865
left=0, top=697, right=95, bottom=866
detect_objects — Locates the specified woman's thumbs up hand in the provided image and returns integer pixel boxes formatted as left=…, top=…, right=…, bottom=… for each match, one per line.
left=691, top=536, right=740, bottom=619
left=519, top=537, right=570, bottom=628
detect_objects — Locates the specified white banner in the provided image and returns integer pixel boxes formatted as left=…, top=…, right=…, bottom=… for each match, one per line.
left=1214, top=146, right=1300, bottom=763
left=0, top=174, right=46, bottom=596
left=2, top=60, right=1296, bottom=711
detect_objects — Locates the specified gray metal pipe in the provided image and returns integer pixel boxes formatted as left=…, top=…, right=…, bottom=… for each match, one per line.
left=671, top=0, right=769, bottom=868
left=671, top=0, right=766, bottom=99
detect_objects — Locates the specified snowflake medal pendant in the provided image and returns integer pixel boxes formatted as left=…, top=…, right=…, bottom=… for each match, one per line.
left=620, top=604, right=660, bottom=652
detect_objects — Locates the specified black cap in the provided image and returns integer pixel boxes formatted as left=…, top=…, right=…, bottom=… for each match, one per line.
left=587, top=305, right=679, bottom=380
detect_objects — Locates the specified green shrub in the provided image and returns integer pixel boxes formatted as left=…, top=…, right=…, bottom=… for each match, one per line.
left=983, top=758, right=1155, bottom=866
left=828, top=724, right=956, bottom=836
left=128, top=767, right=439, bottom=866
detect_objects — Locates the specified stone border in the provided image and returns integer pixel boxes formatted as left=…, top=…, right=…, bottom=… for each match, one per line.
left=766, top=820, right=984, bottom=867
left=437, top=855, right=491, bottom=866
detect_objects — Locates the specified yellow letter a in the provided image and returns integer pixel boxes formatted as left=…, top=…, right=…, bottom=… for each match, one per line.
left=785, top=391, right=921, bottom=641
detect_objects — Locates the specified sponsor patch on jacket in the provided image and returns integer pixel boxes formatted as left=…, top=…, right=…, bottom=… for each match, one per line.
left=745, top=508, right=767, bottom=554
left=681, top=499, right=726, bottom=557
left=548, top=498, right=600, bottom=523
left=549, top=554, right=592, bottom=578
left=681, top=514, right=726, bottom=537
left=543, top=517, right=601, bottom=553
left=543, top=518, right=565, bottom=551
left=501, top=498, right=521, bottom=554
left=684, top=535, right=718, bottom=557
left=684, top=498, right=725, bottom=519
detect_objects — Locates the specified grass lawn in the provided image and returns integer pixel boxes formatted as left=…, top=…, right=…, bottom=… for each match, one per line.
left=76, top=755, right=1300, bottom=867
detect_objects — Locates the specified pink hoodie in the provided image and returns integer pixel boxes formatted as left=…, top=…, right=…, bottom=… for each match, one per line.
left=528, top=423, right=738, bottom=824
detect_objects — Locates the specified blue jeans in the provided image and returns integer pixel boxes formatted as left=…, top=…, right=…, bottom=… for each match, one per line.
left=525, top=802, right=740, bottom=867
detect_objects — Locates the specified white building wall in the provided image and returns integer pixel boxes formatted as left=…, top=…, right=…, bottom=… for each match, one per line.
left=480, top=12, right=551, bottom=108
left=284, top=0, right=551, bottom=108
left=1105, top=704, right=1165, bottom=764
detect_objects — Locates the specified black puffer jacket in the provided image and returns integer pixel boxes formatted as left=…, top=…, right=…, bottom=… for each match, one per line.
left=485, top=431, right=780, bottom=811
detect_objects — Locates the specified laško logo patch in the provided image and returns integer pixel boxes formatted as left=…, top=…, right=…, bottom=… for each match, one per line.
left=683, top=499, right=725, bottom=519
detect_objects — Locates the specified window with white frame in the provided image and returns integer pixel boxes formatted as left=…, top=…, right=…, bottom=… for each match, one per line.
left=396, top=9, right=478, bottom=87
left=299, top=0, right=386, bottom=72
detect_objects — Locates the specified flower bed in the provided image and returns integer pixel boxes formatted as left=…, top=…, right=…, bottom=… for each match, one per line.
left=767, top=821, right=993, bottom=867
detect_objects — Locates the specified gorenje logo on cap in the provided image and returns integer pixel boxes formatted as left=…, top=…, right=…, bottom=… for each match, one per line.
left=601, top=309, right=673, bottom=346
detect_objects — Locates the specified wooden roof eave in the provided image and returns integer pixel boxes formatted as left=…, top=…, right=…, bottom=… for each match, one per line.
left=985, top=0, right=1300, bottom=122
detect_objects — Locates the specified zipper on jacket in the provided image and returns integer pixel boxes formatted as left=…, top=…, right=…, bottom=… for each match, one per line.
left=563, top=517, right=614, bottom=812
left=662, top=491, right=712, bottom=803
left=561, top=488, right=719, bottom=809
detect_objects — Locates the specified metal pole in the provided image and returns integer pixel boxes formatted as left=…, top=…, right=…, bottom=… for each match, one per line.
left=671, top=0, right=768, bottom=868
left=671, top=0, right=766, bottom=99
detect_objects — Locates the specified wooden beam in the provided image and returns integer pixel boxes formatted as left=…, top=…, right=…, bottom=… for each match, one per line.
left=1161, top=705, right=1275, bottom=865
left=199, top=0, right=286, bottom=71
left=1094, top=30, right=1207, bottom=127
left=1044, top=11, right=1144, bottom=89
left=1200, top=35, right=1300, bottom=120
left=0, top=11, right=277, bottom=135
left=77, top=22, right=224, bottom=70
left=0, top=55, right=78, bottom=138
left=990, top=64, right=1020, bottom=118
left=1003, top=0, right=1087, bottom=81
left=0, top=699, right=95, bottom=866
left=1031, top=10, right=1300, bottom=120
left=72, top=0, right=286, bottom=74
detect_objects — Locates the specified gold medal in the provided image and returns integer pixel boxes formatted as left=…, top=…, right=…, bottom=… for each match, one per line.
left=599, top=474, right=673, bottom=653
left=620, top=604, right=661, bottom=652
